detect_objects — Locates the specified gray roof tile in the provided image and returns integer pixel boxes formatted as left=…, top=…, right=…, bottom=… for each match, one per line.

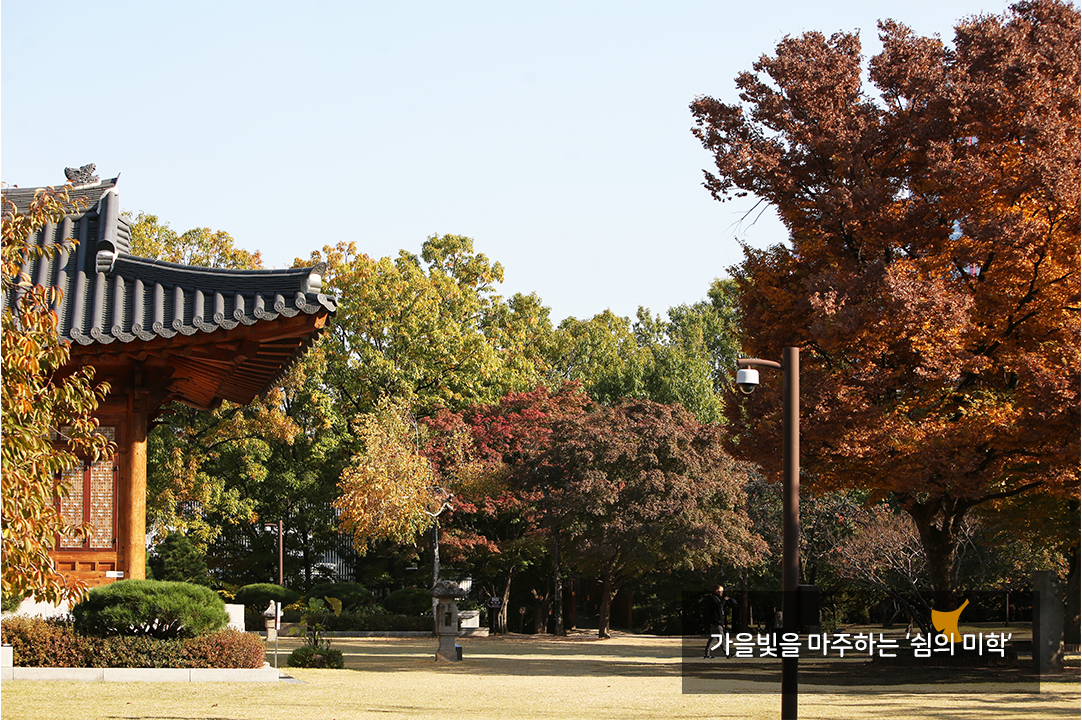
left=4, top=177, right=338, bottom=407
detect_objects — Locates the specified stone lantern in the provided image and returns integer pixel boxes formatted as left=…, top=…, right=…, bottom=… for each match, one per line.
left=431, top=580, right=467, bottom=662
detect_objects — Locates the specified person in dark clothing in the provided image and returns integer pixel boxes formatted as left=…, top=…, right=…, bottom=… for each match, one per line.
left=703, top=585, right=736, bottom=658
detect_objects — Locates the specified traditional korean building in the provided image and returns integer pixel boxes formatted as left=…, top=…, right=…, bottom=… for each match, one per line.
left=4, top=172, right=337, bottom=588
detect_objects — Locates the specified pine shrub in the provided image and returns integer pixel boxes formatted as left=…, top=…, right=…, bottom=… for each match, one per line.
left=73, top=579, right=228, bottom=639
left=147, top=532, right=212, bottom=586
left=234, top=583, right=300, bottom=610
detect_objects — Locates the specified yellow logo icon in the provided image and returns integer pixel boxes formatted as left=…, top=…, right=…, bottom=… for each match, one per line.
left=931, top=598, right=969, bottom=643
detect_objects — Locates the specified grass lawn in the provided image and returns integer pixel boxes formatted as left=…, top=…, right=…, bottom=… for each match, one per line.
left=2, top=632, right=1078, bottom=720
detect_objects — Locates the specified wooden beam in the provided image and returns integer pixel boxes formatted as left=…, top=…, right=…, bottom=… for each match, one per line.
left=125, top=389, right=148, bottom=580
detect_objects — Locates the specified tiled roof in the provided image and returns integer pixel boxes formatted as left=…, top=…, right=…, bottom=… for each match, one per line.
left=4, top=178, right=337, bottom=408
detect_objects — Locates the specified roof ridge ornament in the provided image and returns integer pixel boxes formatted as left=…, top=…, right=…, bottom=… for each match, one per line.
left=64, top=163, right=99, bottom=186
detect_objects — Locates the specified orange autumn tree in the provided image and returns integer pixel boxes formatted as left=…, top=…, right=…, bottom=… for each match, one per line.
left=1, top=186, right=114, bottom=605
left=691, top=0, right=1080, bottom=599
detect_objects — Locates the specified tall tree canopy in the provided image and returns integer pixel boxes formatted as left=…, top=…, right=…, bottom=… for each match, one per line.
left=550, top=280, right=742, bottom=425
left=526, top=399, right=765, bottom=638
left=2, top=187, right=114, bottom=605
left=691, top=0, right=1080, bottom=598
left=335, top=398, right=447, bottom=552
left=307, top=235, right=555, bottom=417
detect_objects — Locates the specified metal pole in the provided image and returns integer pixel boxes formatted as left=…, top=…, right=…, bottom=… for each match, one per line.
left=278, top=520, right=284, bottom=586
left=781, top=347, right=800, bottom=720
left=276, top=520, right=283, bottom=671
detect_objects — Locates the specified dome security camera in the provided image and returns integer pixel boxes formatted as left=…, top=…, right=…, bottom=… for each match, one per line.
left=736, top=368, right=760, bottom=395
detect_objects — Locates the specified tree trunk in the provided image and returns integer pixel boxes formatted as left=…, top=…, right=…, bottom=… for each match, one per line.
left=906, top=502, right=961, bottom=608
left=301, top=531, right=311, bottom=588
left=495, top=571, right=513, bottom=633
left=597, top=573, right=621, bottom=639
left=431, top=522, right=441, bottom=586
left=531, top=582, right=552, bottom=634
left=739, top=571, right=750, bottom=631
left=553, top=533, right=565, bottom=636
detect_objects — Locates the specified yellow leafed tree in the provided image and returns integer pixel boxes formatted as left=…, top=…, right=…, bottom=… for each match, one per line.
left=334, top=399, right=447, bottom=552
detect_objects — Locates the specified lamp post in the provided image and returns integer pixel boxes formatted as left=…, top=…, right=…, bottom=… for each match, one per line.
left=738, top=347, right=800, bottom=720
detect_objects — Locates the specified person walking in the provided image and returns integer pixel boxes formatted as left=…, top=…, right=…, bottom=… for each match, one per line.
left=703, top=584, right=734, bottom=658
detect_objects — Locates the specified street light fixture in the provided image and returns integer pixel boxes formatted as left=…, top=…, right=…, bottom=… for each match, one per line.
left=737, top=347, right=800, bottom=720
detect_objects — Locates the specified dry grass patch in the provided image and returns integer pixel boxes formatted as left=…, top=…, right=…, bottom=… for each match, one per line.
left=2, top=633, right=1078, bottom=720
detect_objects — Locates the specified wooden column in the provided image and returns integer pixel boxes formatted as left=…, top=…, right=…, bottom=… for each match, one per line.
left=124, top=389, right=148, bottom=580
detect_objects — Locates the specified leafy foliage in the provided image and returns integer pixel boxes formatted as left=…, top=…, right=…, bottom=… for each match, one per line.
left=525, top=399, right=765, bottom=637
left=692, top=0, right=1080, bottom=596
left=305, top=582, right=371, bottom=610
left=288, top=643, right=344, bottom=669
left=336, top=398, right=447, bottom=551
left=307, top=234, right=555, bottom=417
left=1, top=616, right=263, bottom=668
left=550, top=285, right=741, bottom=425
left=302, top=605, right=431, bottom=632
left=72, top=580, right=228, bottom=639
left=1, top=185, right=115, bottom=606
left=147, top=532, right=212, bottom=586
left=380, top=587, right=434, bottom=616
left=127, top=213, right=262, bottom=269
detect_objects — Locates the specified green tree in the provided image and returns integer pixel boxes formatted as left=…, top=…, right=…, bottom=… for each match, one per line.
left=692, top=0, right=1080, bottom=600
left=147, top=532, right=212, bottom=586
left=550, top=285, right=740, bottom=424
left=309, top=234, right=555, bottom=417
left=1, top=186, right=115, bottom=606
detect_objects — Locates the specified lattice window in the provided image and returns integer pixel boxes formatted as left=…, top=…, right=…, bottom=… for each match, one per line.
left=58, top=466, right=85, bottom=548
left=57, top=427, right=117, bottom=550
left=88, top=458, right=114, bottom=549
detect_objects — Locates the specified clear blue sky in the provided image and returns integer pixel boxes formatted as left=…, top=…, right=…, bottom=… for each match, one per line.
left=3, top=0, right=1006, bottom=323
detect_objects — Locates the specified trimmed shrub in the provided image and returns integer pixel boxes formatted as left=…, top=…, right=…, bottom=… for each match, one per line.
left=306, top=606, right=431, bottom=632
left=234, top=583, right=300, bottom=610
left=183, top=628, right=266, bottom=668
left=381, top=587, right=433, bottom=617
left=288, top=644, right=344, bottom=669
left=0, top=617, right=263, bottom=668
left=305, top=582, right=371, bottom=610
left=1, top=616, right=84, bottom=666
left=73, top=579, right=228, bottom=639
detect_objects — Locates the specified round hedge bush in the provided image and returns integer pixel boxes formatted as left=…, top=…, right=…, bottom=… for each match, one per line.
left=305, top=582, right=372, bottom=610
left=381, top=587, right=433, bottom=616
left=234, top=583, right=300, bottom=610
left=72, top=580, right=228, bottom=639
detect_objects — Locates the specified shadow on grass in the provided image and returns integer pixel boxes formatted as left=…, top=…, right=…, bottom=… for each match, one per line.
left=267, top=635, right=1072, bottom=693
left=682, top=657, right=1045, bottom=692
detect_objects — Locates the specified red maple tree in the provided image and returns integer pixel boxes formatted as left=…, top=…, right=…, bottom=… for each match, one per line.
left=692, top=0, right=1080, bottom=599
